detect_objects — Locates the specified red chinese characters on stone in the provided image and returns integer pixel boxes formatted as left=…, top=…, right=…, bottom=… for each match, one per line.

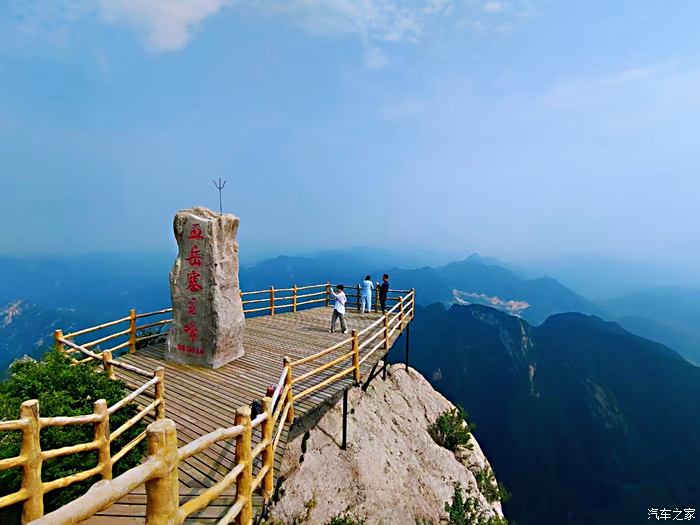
left=189, top=223, right=204, bottom=240
left=179, top=221, right=206, bottom=356
left=183, top=320, right=198, bottom=342
left=177, top=344, right=203, bottom=356
left=186, top=270, right=202, bottom=293
left=186, top=245, right=202, bottom=267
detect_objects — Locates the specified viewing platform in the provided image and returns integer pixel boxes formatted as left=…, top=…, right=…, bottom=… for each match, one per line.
left=103, top=305, right=411, bottom=493
left=1, top=283, right=414, bottom=525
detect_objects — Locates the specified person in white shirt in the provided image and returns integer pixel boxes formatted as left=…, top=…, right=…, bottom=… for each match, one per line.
left=328, top=284, right=348, bottom=333
left=359, top=275, right=374, bottom=314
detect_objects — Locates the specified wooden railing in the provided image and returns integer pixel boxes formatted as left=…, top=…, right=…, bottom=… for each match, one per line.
left=241, top=283, right=329, bottom=316
left=5, top=283, right=414, bottom=524
left=54, top=282, right=411, bottom=365
left=0, top=357, right=165, bottom=522
left=339, top=284, right=413, bottom=313
left=29, top=365, right=295, bottom=525
left=290, top=289, right=415, bottom=402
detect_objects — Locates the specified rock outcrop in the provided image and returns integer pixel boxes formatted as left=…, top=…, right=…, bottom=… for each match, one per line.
left=165, top=207, right=245, bottom=368
left=267, top=364, right=504, bottom=524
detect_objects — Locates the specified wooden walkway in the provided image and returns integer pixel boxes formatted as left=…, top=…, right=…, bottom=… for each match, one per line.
left=86, top=305, right=411, bottom=523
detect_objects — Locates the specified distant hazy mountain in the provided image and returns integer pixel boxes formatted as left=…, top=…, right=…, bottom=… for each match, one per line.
left=386, top=254, right=604, bottom=324
left=599, top=287, right=700, bottom=365
left=0, top=253, right=171, bottom=314
left=522, top=254, right=700, bottom=298
left=407, top=303, right=700, bottom=525
left=0, top=301, right=96, bottom=376
left=242, top=253, right=602, bottom=325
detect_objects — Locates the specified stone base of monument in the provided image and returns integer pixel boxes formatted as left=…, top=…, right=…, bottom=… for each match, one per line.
left=165, top=206, right=245, bottom=369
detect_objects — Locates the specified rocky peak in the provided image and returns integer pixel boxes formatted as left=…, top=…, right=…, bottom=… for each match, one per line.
left=267, top=364, right=504, bottom=524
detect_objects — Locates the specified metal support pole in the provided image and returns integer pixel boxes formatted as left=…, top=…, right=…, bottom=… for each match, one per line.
left=405, top=323, right=411, bottom=371
left=342, top=388, right=348, bottom=451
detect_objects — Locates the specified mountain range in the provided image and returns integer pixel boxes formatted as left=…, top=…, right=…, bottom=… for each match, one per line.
left=4, top=250, right=700, bottom=369
left=404, top=303, right=700, bottom=525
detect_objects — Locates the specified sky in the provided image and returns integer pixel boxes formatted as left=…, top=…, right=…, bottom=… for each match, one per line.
left=1, top=1, right=699, bottom=270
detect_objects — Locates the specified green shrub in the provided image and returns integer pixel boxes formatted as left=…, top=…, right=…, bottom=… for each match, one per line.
left=429, top=406, right=475, bottom=451
left=327, top=512, right=366, bottom=525
left=445, top=483, right=508, bottom=525
left=0, top=350, right=147, bottom=513
left=474, top=467, right=511, bottom=504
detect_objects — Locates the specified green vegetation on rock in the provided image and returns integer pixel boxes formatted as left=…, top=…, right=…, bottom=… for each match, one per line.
left=445, top=483, right=508, bottom=525
left=474, top=466, right=511, bottom=504
left=428, top=406, right=475, bottom=452
left=326, top=511, right=366, bottom=525
left=0, top=350, right=147, bottom=514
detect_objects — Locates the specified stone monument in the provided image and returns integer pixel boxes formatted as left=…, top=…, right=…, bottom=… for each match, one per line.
left=165, top=206, right=245, bottom=368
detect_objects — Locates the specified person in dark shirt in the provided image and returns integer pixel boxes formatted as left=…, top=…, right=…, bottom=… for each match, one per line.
left=376, top=273, right=390, bottom=313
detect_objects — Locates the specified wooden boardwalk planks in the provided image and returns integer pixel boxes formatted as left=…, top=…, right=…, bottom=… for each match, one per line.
left=86, top=305, right=412, bottom=524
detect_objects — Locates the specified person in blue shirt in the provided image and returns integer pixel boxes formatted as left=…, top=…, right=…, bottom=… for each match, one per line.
left=360, top=275, right=374, bottom=314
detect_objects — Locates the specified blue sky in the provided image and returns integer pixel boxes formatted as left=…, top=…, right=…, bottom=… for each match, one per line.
left=1, top=1, right=699, bottom=269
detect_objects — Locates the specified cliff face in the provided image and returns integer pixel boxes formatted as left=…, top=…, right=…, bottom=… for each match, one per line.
left=267, top=364, right=503, bottom=524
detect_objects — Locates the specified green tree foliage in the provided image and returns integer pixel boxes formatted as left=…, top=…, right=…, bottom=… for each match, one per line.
left=474, top=466, right=511, bottom=504
left=326, top=512, right=366, bottom=525
left=428, top=406, right=475, bottom=451
left=0, top=350, right=147, bottom=513
left=445, top=483, right=508, bottom=525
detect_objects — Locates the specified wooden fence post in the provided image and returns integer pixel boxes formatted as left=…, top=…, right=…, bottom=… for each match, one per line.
left=283, top=357, right=294, bottom=424
left=145, top=419, right=179, bottom=525
left=374, top=292, right=379, bottom=313
left=325, top=282, right=331, bottom=307
left=20, top=400, right=43, bottom=524
left=269, top=287, right=275, bottom=317
left=155, top=367, right=166, bottom=419
left=399, top=296, right=405, bottom=331
left=102, top=350, right=115, bottom=380
left=356, top=286, right=360, bottom=312
left=383, top=312, right=389, bottom=353
left=292, top=285, right=298, bottom=313
left=235, top=407, right=253, bottom=525
left=352, top=330, right=360, bottom=383
left=261, top=397, right=274, bottom=500
left=54, top=329, right=64, bottom=354
left=129, top=309, right=137, bottom=354
left=94, top=399, right=112, bottom=480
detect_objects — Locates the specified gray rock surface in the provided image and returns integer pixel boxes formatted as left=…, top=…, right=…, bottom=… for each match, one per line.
left=165, top=207, right=245, bottom=368
left=268, top=364, right=504, bottom=524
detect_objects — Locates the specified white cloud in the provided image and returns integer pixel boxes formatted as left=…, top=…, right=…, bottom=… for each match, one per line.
left=98, top=0, right=229, bottom=51
left=483, top=1, right=505, bottom=13
left=7, top=0, right=529, bottom=55
left=256, top=1, right=429, bottom=43
left=365, top=46, right=389, bottom=69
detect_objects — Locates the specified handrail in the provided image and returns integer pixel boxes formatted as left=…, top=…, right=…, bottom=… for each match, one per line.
left=28, top=456, right=162, bottom=525
left=291, top=337, right=353, bottom=367
left=292, top=350, right=355, bottom=385
left=134, top=308, right=172, bottom=319
left=63, top=316, right=131, bottom=339
left=178, top=425, right=244, bottom=462
left=270, top=366, right=288, bottom=409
